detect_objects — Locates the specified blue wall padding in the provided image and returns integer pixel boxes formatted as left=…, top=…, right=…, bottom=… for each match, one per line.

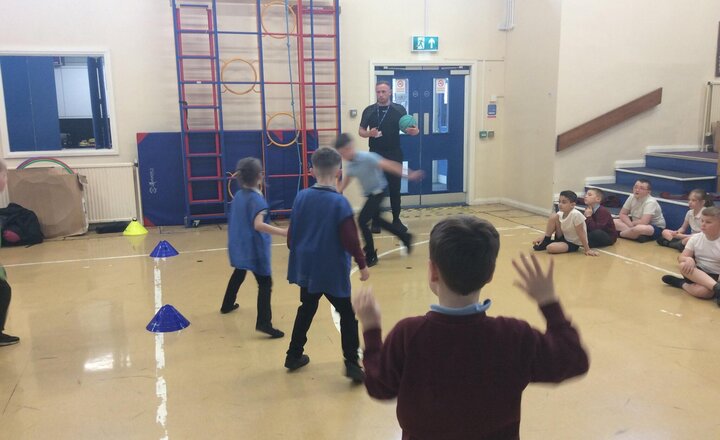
left=138, top=130, right=317, bottom=225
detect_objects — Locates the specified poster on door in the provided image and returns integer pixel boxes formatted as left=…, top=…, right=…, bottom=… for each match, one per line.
left=434, top=78, right=446, bottom=93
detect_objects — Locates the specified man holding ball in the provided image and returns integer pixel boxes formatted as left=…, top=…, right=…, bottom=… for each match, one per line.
left=359, top=81, right=419, bottom=233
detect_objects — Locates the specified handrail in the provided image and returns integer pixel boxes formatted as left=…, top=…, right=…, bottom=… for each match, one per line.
left=556, top=88, right=663, bottom=152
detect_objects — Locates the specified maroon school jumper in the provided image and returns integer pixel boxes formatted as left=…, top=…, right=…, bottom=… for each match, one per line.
left=362, top=302, right=589, bottom=440
left=586, top=205, right=618, bottom=243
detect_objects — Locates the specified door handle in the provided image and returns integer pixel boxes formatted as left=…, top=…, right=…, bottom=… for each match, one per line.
left=423, top=113, right=430, bottom=135
left=412, top=113, right=419, bottom=130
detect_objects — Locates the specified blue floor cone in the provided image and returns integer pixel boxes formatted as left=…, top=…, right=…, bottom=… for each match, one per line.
left=150, top=240, right=179, bottom=258
left=147, top=304, right=190, bottom=332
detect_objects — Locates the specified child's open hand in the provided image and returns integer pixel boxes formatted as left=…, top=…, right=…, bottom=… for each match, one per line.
left=512, top=253, right=558, bottom=306
left=352, top=286, right=381, bottom=330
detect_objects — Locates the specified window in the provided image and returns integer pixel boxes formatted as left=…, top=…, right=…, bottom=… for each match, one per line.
left=0, top=53, right=115, bottom=157
left=432, top=77, right=449, bottom=134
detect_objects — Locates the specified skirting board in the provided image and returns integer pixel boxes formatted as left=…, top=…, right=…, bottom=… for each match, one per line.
left=646, top=145, right=700, bottom=153
left=471, top=198, right=552, bottom=216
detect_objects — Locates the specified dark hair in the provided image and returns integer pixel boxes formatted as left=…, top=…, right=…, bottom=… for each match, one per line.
left=559, top=190, right=578, bottom=203
left=702, top=206, right=720, bottom=218
left=587, top=188, right=604, bottom=201
left=235, top=157, right=262, bottom=186
left=333, top=133, right=353, bottom=150
left=375, top=81, right=391, bottom=89
left=690, top=188, right=714, bottom=207
left=311, top=147, right=341, bottom=177
left=636, top=179, right=652, bottom=190
left=429, top=215, right=500, bottom=296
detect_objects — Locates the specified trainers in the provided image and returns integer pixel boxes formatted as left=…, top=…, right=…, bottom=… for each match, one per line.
left=393, top=220, right=408, bottom=233
left=344, top=360, right=365, bottom=383
left=401, top=233, right=414, bottom=255
left=662, top=275, right=685, bottom=289
left=256, top=325, right=285, bottom=339
left=366, top=251, right=379, bottom=267
left=371, top=224, right=382, bottom=234
left=220, top=303, right=239, bottom=314
left=0, top=333, right=20, bottom=347
left=284, top=354, right=310, bottom=371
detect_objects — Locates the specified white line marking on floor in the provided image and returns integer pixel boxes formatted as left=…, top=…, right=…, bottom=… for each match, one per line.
left=153, top=262, right=169, bottom=440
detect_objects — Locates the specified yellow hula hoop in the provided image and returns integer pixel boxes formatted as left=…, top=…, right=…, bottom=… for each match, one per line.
left=227, top=171, right=264, bottom=199
left=221, top=58, right=258, bottom=96
left=266, top=112, right=300, bottom=147
left=261, top=1, right=297, bottom=39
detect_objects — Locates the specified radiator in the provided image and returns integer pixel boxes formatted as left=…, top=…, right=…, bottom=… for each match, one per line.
left=1, top=163, right=139, bottom=223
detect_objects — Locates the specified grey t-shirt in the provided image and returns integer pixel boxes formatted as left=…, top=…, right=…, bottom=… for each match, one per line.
left=345, top=151, right=388, bottom=196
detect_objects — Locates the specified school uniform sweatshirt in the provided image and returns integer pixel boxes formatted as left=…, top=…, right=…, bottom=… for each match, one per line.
left=362, top=301, right=589, bottom=440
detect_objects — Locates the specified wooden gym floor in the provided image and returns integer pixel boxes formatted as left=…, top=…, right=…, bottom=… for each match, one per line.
left=0, top=204, right=718, bottom=439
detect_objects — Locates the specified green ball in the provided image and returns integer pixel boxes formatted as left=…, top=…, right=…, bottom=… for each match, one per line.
left=399, top=114, right=417, bottom=133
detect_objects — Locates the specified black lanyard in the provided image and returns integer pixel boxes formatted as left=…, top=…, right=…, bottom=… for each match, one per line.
left=377, top=105, right=390, bottom=128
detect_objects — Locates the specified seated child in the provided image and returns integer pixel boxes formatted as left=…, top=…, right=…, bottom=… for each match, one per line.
left=582, top=188, right=618, bottom=248
left=533, top=190, right=598, bottom=256
left=613, top=179, right=666, bottom=242
left=353, top=215, right=589, bottom=439
left=662, top=206, right=720, bottom=306
left=657, top=188, right=713, bottom=251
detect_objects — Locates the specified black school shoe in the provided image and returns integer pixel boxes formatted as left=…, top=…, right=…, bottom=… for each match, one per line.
left=393, top=219, right=408, bottom=233
left=533, top=236, right=552, bottom=251
left=656, top=237, right=670, bottom=247
left=220, top=303, right=239, bottom=314
left=713, top=283, right=720, bottom=307
left=667, top=239, right=685, bottom=252
left=366, top=251, right=379, bottom=267
left=285, top=354, right=310, bottom=371
left=0, top=333, right=20, bottom=346
left=344, top=360, right=365, bottom=383
left=662, top=275, right=685, bottom=289
left=401, top=233, right=414, bottom=255
left=636, top=235, right=653, bottom=243
left=256, top=325, right=284, bottom=339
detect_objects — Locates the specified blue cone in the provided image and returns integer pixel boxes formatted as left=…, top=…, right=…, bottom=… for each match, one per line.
left=150, top=240, right=179, bottom=258
left=147, top=304, right=190, bottom=332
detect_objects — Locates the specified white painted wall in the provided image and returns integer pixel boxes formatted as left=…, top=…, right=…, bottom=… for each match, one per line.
left=554, top=0, right=720, bottom=193
left=503, top=0, right=562, bottom=213
left=2, top=0, right=717, bottom=212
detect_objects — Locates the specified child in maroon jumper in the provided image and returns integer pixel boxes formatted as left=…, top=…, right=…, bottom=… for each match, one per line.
left=353, top=215, right=589, bottom=440
left=583, top=188, right=618, bottom=248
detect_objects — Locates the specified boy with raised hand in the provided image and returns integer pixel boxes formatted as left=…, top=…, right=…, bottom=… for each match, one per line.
left=353, top=216, right=589, bottom=439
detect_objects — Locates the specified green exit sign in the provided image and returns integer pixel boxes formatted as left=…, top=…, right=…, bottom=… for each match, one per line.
left=411, top=36, right=439, bottom=52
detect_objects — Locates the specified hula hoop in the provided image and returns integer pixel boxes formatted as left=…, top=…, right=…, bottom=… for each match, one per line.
left=261, top=1, right=297, bottom=39
left=221, top=58, right=258, bottom=96
left=266, top=112, right=300, bottom=147
left=227, top=171, right=264, bottom=199
left=16, top=157, right=74, bottom=174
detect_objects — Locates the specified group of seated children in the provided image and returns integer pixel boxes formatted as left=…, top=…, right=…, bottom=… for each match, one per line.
left=533, top=179, right=720, bottom=306
left=532, top=188, right=616, bottom=257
